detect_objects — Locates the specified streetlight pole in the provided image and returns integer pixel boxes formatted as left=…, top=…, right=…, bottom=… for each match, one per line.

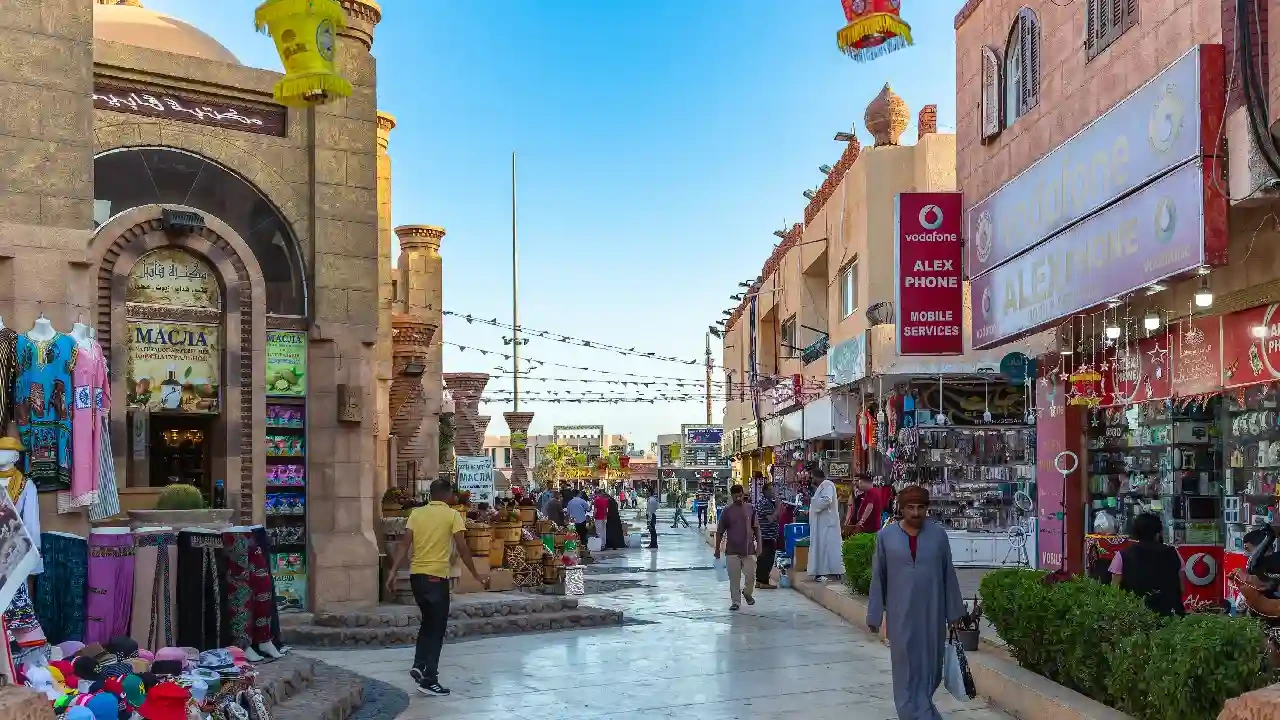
left=705, top=332, right=712, bottom=424
left=512, top=151, right=520, bottom=411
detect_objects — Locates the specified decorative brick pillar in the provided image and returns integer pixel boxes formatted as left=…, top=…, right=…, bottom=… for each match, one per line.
left=443, top=373, right=488, bottom=457
left=391, top=315, right=436, bottom=489
left=918, top=104, right=938, bottom=139
left=475, top=414, right=491, bottom=439
left=503, top=411, right=535, bottom=492
left=374, top=110, right=397, bottom=511
left=396, top=225, right=445, bottom=484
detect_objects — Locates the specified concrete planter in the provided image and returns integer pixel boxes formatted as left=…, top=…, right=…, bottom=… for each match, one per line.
left=128, top=508, right=235, bottom=530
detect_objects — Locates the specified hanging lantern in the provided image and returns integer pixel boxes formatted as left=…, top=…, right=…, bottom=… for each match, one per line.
left=1068, top=368, right=1103, bottom=407
left=254, top=0, right=353, bottom=106
left=836, top=0, right=914, bottom=63
left=619, top=455, right=631, bottom=470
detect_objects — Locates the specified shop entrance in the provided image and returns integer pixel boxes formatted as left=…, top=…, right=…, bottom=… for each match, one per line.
left=148, top=413, right=217, bottom=502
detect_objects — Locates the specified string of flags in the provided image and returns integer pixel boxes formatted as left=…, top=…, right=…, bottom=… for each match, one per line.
left=440, top=308, right=699, bottom=365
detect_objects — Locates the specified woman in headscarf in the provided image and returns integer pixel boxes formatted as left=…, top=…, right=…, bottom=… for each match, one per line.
left=604, top=492, right=627, bottom=549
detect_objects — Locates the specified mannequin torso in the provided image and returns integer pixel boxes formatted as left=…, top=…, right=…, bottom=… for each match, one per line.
left=70, top=323, right=91, bottom=349
left=27, top=318, right=55, bottom=342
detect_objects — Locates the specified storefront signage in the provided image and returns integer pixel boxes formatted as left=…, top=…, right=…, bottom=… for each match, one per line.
left=966, top=45, right=1221, bottom=278
left=827, top=461, right=851, bottom=478
left=829, top=334, right=868, bottom=386
left=1223, top=304, right=1280, bottom=388
left=266, top=330, right=307, bottom=396
left=1036, top=377, right=1069, bottom=570
left=93, top=83, right=288, bottom=137
left=1104, top=333, right=1173, bottom=405
left=456, top=456, right=496, bottom=505
left=682, top=425, right=723, bottom=446
left=764, top=374, right=803, bottom=410
left=1176, top=545, right=1223, bottom=608
left=740, top=422, right=759, bottom=452
left=972, top=162, right=1221, bottom=349
left=1171, top=316, right=1222, bottom=396
left=126, top=322, right=220, bottom=413
left=126, top=248, right=220, bottom=310
left=895, top=191, right=964, bottom=355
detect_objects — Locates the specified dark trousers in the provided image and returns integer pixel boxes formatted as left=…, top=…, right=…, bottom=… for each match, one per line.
left=575, top=522, right=589, bottom=547
left=696, top=505, right=708, bottom=527
left=648, top=514, right=658, bottom=547
left=411, top=574, right=450, bottom=682
left=757, top=537, right=777, bottom=584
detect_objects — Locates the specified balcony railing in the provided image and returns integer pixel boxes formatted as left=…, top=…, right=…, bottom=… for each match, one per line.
left=801, top=335, right=830, bottom=365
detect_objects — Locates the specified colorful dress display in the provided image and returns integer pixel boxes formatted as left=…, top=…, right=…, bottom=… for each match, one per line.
left=14, top=333, right=78, bottom=492
left=69, top=340, right=108, bottom=509
left=0, top=329, right=16, bottom=434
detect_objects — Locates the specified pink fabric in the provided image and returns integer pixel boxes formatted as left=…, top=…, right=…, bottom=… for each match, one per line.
left=1108, top=552, right=1124, bottom=575
left=70, top=342, right=108, bottom=508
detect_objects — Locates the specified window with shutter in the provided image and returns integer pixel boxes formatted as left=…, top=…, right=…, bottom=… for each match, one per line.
left=1088, top=0, right=1137, bottom=60
left=980, top=46, right=1002, bottom=142
left=1003, top=9, right=1041, bottom=125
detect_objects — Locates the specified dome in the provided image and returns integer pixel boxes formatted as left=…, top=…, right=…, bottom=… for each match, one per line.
left=94, top=0, right=241, bottom=65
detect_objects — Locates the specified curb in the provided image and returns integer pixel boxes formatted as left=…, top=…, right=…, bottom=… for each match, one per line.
left=790, top=573, right=1134, bottom=720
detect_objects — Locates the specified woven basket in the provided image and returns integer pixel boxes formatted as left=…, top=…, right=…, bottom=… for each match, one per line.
left=521, top=539, right=545, bottom=562
left=465, top=526, right=491, bottom=553
left=488, top=540, right=507, bottom=567
left=493, top=522, right=522, bottom=542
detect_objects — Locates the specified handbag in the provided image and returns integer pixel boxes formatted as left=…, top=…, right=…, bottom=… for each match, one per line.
left=943, top=627, right=977, bottom=701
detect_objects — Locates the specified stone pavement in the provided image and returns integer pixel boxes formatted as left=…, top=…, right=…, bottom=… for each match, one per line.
left=302, top=510, right=1011, bottom=720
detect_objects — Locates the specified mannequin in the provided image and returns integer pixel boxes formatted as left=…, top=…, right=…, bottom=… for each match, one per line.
left=0, top=436, right=46, bottom=662
left=69, top=317, right=91, bottom=349
left=27, top=315, right=55, bottom=342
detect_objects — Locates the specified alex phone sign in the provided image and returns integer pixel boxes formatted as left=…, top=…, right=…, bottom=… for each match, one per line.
left=895, top=191, right=964, bottom=355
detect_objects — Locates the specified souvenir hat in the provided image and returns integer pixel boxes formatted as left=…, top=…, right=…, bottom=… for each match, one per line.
left=149, top=660, right=182, bottom=678
left=97, top=662, right=132, bottom=679
left=127, top=658, right=150, bottom=675
left=137, top=650, right=155, bottom=662
left=105, top=637, right=139, bottom=660
left=72, top=657, right=101, bottom=683
left=153, top=648, right=188, bottom=667
left=122, top=674, right=146, bottom=708
left=53, top=694, right=78, bottom=714
left=226, top=646, right=250, bottom=668
left=0, top=437, right=23, bottom=452
left=137, top=682, right=191, bottom=720
left=25, top=666, right=58, bottom=701
left=85, top=692, right=118, bottom=720
left=64, top=707, right=93, bottom=720
left=57, top=641, right=86, bottom=659
left=196, top=649, right=235, bottom=674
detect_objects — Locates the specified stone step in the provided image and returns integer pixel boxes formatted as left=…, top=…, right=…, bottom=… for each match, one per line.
left=268, top=659, right=364, bottom=720
left=254, top=655, right=317, bottom=708
left=311, top=595, right=580, bottom=628
left=282, top=605, right=624, bottom=648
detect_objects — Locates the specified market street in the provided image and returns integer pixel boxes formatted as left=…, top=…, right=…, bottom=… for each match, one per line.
left=302, top=511, right=1011, bottom=720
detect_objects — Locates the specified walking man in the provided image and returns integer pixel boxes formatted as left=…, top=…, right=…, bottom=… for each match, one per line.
left=714, top=484, right=760, bottom=610
left=755, top=481, right=781, bottom=589
left=695, top=485, right=710, bottom=528
left=807, top=467, right=844, bottom=582
left=385, top=480, right=488, bottom=696
left=671, top=489, right=690, bottom=528
left=566, top=490, right=591, bottom=547
left=866, top=485, right=964, bottom=720
left=646, top=490, right=659, bottom=548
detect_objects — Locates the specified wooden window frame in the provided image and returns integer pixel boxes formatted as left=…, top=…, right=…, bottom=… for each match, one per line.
left=1006, top=8, right=1041, bottom=122
left=1087, top=0, right=1138, bottom=61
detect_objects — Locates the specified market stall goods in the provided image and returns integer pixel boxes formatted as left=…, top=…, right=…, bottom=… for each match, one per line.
left=85, top=529, right=135, bottom=644
left=130, top=529, right=177, bottom=652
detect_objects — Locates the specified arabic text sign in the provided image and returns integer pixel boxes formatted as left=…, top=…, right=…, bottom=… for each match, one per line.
left=94, top=83, right=287, bottom=136
left=127, top=247, right=220, bottom=310
left=966, top=46, right=1216, bottom=278
left=896, top=192, right=964, bottom=355
left=126, top=322, right=220, bottom=413
left=456, top=456, right=496, bottom=505
left=971, top=162, right=1210, bottom=349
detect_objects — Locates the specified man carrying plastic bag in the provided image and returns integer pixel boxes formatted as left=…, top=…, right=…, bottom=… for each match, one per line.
left=713, top=484, right=760, bottom=611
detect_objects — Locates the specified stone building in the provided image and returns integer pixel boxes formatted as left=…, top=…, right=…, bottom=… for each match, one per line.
left=0, top=0, right=446, bottom=612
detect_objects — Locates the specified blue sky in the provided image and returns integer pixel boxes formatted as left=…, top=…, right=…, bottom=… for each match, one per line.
left=149, top=0, right=962, bottom=445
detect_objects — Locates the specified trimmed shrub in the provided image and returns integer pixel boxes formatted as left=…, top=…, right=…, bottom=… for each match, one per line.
left=842, top=533, right=876, bottom=595
left=156, top=483, right=205, bottom=510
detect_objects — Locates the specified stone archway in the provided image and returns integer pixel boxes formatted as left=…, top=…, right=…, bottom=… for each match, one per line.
left=89, top=205, right=268, bottom=521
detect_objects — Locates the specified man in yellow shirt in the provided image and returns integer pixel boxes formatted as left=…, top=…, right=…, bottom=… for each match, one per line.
left=385, top=479, right=486, bottom=696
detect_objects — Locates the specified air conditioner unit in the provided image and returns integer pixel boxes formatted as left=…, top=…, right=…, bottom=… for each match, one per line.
left=1227, top=106, right=1280, bottom=207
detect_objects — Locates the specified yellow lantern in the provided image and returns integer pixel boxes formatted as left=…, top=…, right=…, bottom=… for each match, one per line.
left=254, top=0, right=353, bottom=106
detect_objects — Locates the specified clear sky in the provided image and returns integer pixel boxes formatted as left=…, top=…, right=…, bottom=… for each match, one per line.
left=148, top=0, right=963, bottom=446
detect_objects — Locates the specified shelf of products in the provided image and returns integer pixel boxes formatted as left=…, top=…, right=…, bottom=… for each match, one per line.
left=1224, top=384, right=1280, bottom=552
left=264, top=400, right=306, bottom=610
left=898, top=425, right=1037, bottom=533
left=1086, top=399, right=1223, bottom=545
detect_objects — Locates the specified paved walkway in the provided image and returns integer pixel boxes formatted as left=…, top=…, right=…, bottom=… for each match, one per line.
left=303, top=511, right=1011, bottom=720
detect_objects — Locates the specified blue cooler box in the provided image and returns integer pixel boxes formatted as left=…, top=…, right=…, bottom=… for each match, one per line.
left=783, top=523, right=810, bottom=558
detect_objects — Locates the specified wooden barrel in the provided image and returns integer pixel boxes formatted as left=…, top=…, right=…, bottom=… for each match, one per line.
left=521, top=539, right=544, bottom=562
left=554, top=532, right=567, bottom=547
left=493, top=522, right=522, bottom=542
left=465, top=526, right=491, bottom=553
left=518, top=507, right=537, bottom=523
left=542, top=563, right=561, bottom=585
left=488, top=540, right=507, bottom=567
left=536, top=520, right=554, bottom=534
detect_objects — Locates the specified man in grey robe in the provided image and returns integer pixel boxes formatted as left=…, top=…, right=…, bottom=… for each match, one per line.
left=867, top=484, right=964, bottom=720
left=807, top=468, right=844, bottom=580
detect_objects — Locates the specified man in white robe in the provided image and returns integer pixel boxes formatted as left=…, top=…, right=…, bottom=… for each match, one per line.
left=806, top=468, right=843, bottom=581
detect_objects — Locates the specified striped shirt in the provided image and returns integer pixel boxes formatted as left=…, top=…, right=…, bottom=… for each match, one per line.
left=756, top=496, right=779, bottom=540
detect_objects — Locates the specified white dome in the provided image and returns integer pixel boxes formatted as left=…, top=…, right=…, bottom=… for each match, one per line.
left=94, top=1, right=241, bottom=66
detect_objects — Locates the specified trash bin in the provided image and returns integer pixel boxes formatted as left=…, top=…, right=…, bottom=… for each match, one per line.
left=783, top=522, right=810, bottom=558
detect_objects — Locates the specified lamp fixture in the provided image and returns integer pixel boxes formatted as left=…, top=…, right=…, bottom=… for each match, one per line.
left=1144, top=311, right=1161, bottom=331
left=1060, top=346, right=1073, bottom=356
left=402, top=362, right=425, bottom=376
left=1194, top=276, right=1213, bottom=308
left=730, top=293, right=744, bottom=301
left=819, top=164, right=832, bottom=175
left=834, top=131, right=856, bottom=142
left=721, top=310, right=733, bottom=316
left=1254, top=325, right=1269, bottom=339
left=1105, top=322, right=1121, bottom=340
left=1145, top=283, right=1166, bottom=295
left=739, top=281, right=753, bottom=288
left=803, top=190, right=816, bottom=200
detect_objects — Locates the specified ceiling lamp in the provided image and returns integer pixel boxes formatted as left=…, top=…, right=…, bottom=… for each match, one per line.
left=836, top=0, right=914, bottom=63
left=255, top=0, right=352, bottom=106
left=1144, top=311, right=1161, bottom=331
left=1194, top=276, right=1213, bottom=308
left=1254, top=325, right=1269, bottom=339
left=1104, top=322, right=1122, bottom=340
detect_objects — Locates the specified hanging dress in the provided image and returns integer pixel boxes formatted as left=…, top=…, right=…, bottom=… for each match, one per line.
left=84, top=528, right=134, bottom=644
left=0, top=329, right=17, bottom=434
left=130, top=528, right=176, bottom=652
left=68, top=340, right=108, bottom=509
left=14, top=334, right=77, bottom=492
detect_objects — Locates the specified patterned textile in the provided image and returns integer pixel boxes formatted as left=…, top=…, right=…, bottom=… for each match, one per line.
left=0, top=329, right=16, bottom=434
left=221, top=531, right=255, bottom=648
left=177, top=531, right=224, bottom=650
left=88, top=418, right=121, bottom=521
left=249, top=527, right=282, bottom=645
left=70, top=341, right=108, bottom=508
left=244, top=535, right=273, bottom=645
left=34, top=532, right=86, bottom=643
left=131, top=530, right=176, bottom=651
left=14, top=333, right=77, bottom=491
left=85, top=531, right=134, bottom=643
left=6, top=585, right=41, bottom=636
left=0, top=492, right=37, bottom=624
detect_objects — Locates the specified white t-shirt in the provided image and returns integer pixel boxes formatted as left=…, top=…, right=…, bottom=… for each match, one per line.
left=647, top=495, right=659, bottom=516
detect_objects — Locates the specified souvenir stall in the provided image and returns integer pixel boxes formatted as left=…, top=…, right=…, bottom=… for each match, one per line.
left=871, top=377, right=1037, bottom=568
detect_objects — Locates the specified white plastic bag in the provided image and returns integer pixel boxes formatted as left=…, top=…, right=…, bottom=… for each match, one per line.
left=587, top=536, right=603, bottom=552
left=943, top=637, right=976, bottom=701
left=714, top=556, right=729, bottom=582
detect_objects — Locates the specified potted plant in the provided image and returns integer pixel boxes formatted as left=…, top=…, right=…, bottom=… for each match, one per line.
left=381, top=487, right=413, bottom=517
left=129, top=483, right=234, bottom=530
left=517, top=495, right=537, bottom=523
left=954, top=597, right=983, bottom=651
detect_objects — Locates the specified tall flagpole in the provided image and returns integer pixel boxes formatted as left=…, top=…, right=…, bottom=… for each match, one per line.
left=512, top=151, right=520, bottom=411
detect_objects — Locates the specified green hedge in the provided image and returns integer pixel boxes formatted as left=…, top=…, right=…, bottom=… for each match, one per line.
left=842, top=533, right=876, bottom=595
left=980, top=569, right=1273, bottom=720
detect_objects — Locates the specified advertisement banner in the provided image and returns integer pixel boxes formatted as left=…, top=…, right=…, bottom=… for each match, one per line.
left=829, top=334, right=868, bottom=386
left=1176, top=544, right=1223, bottom=609
left=1223, top=304, right=1280, bottom=387
left=895, top=191, right=964, bottom=355
left=1101, top=333, right=1173, bottom=405
left=1171, top=316, right=1222, bottom=396
left=683, top=426, right=723, bottom=446
left=126, top=247, right=221, bottom=310
left=1035, top=374, right=1068, bottom=570
left=266, top=330, right=307, bottom=396
left=966, top=45, right=1221, bottom=278
left=972, top=162, right=1218, bottom=349
left=456, top=456, right=496, bottom=505
left=126, top=322, right=220, bottom=413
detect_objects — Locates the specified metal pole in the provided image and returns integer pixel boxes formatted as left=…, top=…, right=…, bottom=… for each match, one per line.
left=512, top=151, right=520, bottom=412
left=705, top=332, right=712, bottom=423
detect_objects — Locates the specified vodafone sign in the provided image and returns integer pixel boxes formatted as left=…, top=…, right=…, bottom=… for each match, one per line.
left=895, top=192, right=964, bottom=355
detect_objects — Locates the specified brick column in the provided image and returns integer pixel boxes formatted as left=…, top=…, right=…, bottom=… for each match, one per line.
left=918, top=104, right=938, bottom=139
left=390, top=315, right=436, bottom=490
left=396, top=225, right=444, bottom=484
left=503, top=411, right=534, bottom=492
left=307, top=0, right=382, bottom=613
left=374, top=111, right=396, bottom=518
left=443, top=373, right=488, bottom=457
